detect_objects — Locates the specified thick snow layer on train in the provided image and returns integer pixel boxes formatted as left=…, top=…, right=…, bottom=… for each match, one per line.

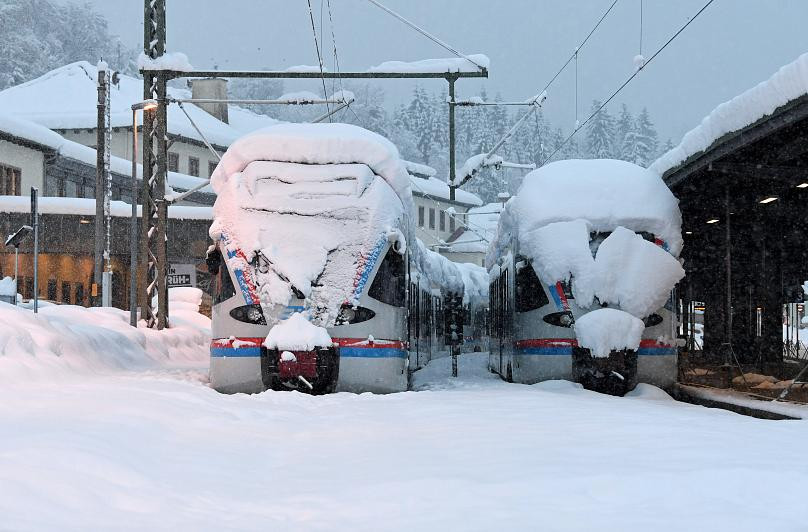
left=3, top=352, right=808, bottom=530
left=574, top=308, right=645, bottom=357
left=497, top=159, right=683, bottom=259
left=456, top=262, right=489, bottom=303
left=210, top=123, right=412, bottom=201
left=209, top=123, right=469, bottom=325
left=264, top=312, right=332, bottom=351
left=592, top=227, right=685, bottom=317
left=526, top=219, right=599, bottom=305
left=651, top=51, right=808, bottom=177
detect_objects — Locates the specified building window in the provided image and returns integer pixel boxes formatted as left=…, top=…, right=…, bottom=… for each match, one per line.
left=188, top=156, right=199, bottom=177
left=75, top=283, right=85, bottom=306
left=47, top=279, right=57, bottom=301
left=0, top=165, right=22, bottom=195
left=418, top=206, right=425, bottom=227
left=208, top=160, right=217, bottom=177
left=428, top=208, right=435, bottom=229
left=84, top=185, right=95, bottom=198
left=439, top=211, right=445, bottom=231
left=45, top=175, right=60, bottom=197
left=168, top=152, right=179, bottom=172
left=64, top=180, right=79, bottom=198
left=61, top=281, right=71, bottom=304
left=450, top=213, right=456, bottom=233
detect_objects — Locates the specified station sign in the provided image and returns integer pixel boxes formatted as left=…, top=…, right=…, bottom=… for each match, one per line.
left=167, top=264, right=197, bottom=288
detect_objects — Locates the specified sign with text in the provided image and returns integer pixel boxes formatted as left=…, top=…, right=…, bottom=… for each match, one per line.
left=167, top=264, right=197, bottom=288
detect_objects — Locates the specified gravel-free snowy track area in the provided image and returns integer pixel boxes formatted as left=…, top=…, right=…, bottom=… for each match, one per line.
left=3, top=350, right=808, bottom=531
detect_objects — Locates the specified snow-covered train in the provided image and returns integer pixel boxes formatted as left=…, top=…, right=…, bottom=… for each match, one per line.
left=487, top=159, right=685, bottom=395
left=205, top=123, right=486, bottom=394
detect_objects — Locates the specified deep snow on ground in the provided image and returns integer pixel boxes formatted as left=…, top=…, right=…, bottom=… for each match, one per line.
left=3, top=346, right=808, bottom=530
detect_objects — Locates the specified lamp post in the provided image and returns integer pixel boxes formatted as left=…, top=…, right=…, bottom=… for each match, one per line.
left=130, top=100, right=158, bottom=326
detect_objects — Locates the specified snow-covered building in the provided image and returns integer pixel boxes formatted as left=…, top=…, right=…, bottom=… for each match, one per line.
left=0, top=61, right=279, bottom=179
left=404, top=161, right=483, bottom=261
left=442, top=202, right=503, bottom=266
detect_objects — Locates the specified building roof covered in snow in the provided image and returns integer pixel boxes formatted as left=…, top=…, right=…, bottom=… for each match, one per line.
left=446, top=202, right=502, bottom=253
left=651, top=52, right=808, bottom=178
left=0, top=61, right=279, bottom=149
left=0, top=112, right=212, bottom=196
left=403, top=160, right=483, bottom=207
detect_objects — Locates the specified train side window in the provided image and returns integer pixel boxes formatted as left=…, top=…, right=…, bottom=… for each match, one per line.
left=368, top=248, right=406, bottom=307
left=516, top=263, right=549, bottom=312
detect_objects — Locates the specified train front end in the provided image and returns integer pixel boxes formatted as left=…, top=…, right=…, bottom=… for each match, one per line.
left=206, top=124, right=411, bottom=394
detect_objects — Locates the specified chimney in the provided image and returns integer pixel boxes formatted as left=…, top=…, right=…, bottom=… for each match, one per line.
left=190, top=78, right=229, bottom=124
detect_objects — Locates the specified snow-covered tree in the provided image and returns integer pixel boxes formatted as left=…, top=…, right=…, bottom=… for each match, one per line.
left=585, top=100, right=616, bottom=159
left=0, top=0, right=136, bottom=89
left=628, top=107, right=659, bottom=167
left=613, top=104, right=636, bottom=161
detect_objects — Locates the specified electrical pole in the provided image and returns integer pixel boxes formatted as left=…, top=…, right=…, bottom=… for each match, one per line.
left=94, top=66, right=107, bottom=306
left=448, top=75, right=457, bottom=202
left=141, top=0, right=169, bottom=329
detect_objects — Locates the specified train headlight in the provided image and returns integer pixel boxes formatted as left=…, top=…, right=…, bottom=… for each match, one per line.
left=229, top=304, right=267, bottom=325
left=336, top=305, right=375, bottom=325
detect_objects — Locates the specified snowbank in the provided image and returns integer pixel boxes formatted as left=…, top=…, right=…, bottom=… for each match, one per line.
left=651, top=52, right=808, bottom=177
left=264, top=312, right=332, bottom=351
left=574, top=308, right=644, bottom=358
left=367, top=54, right=489, bottom=73
left=0, top=300, right=209, bottom=382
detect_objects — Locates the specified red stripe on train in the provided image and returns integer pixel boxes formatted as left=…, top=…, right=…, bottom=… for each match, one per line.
left=516, top=338, right=578, bottom=348
left=211, top=337, right=265, bottom=348
left=516, top=338, right=673, bottom=349
left=331, top=337, right=406, bottom=349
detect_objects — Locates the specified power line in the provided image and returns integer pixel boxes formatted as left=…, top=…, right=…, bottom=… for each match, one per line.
left=540, top=0, right=717, bottom=166
left=539, top=0, right=620, bottom=96
left=306, top=0, right=330, bottom=115
left=364, top=0, right=486, bottom=70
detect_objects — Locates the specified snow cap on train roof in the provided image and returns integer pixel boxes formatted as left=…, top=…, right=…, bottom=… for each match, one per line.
left=510, top=159, right=682, bottom=256
left=210, top=122, right=413, bottom=203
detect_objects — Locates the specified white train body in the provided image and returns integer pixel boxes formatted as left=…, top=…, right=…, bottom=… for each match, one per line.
left=486, top=159, right=684, bottom=395
left=206, top=124, right=477, bottom=394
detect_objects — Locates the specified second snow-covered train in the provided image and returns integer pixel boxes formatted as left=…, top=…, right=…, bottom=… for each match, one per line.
left=486, top=159, right=685, bottom=395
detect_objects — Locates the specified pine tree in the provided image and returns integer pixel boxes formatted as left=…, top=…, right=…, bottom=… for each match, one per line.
left=613, top=104, right=636, bottom=161
left=630, top=107, right=659, bottom=167
left=0, top=0, right=136, bottom=89
left=585, top=100, right=615, bottom=159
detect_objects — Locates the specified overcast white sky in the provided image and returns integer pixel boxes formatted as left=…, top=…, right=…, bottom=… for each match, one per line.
left=85, top=0, right=808, bottom=143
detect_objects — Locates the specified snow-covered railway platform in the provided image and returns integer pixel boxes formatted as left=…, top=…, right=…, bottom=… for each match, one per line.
left=3, top=341, right=808, bottom=530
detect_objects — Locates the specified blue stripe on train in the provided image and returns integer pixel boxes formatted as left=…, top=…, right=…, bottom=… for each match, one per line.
left=517, top=346, right=573, bottom=356
left=211, top=347, right=261, bottom=358
left=518, top=347, right=676, bottom=356
left=341, top=347, right=407, bottom=359
left=637, top=347, right=677, bottom=356
left=211, top=347, right=407, bottom=359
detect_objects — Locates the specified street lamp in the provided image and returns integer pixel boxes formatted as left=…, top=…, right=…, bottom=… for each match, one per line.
left=4, top=225, right=33, bottom=304
left=129, top=99, right=158, bottom=326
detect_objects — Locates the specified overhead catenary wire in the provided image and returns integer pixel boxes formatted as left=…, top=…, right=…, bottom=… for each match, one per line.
left=539, top=0, right=620, bottom=96
left=539, top=0, right=717, bottom=167
left=306, top=0, right=331, bottom=115
left=364, top=0, right=486, bottom=71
